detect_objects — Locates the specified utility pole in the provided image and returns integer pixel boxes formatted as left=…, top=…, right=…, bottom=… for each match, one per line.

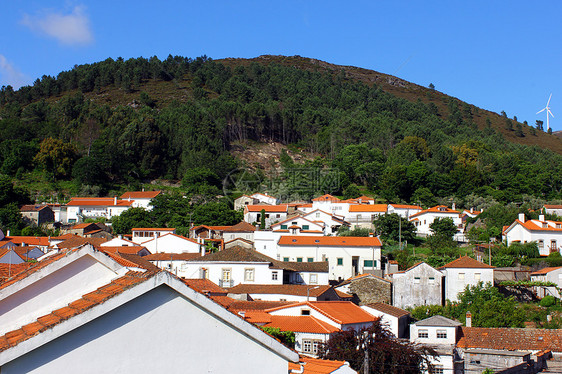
left=398, top=215, right=402, bottom=251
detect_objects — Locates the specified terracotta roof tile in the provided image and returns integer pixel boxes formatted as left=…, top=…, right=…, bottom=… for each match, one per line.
left=0, top=271, right=156, bottom=353
left=289, top=356, right=351, bottom=374
left=144, top=252, right=200, bottom=261
left=439, top=256, right=494, bottom=269
left=364, top=302, right=410, bottom=318
left=265, top=315, right=339, bottom=334
left=530, top=266, right=562, bottom=275
left=245, top=204, right=289, bottom=213
left=228, top=284, right=333, bottom=297
left=120, top=191, right=161, bottom=199
left=182, top=278, right=227, bottom=295
left=5, top=236, right=50, bottom=246
left=457, top=327, right=562, bottom=352
left=278, top=235, right=382, bottom=247
left=224, top=299, right=296, bottom=311
left=267, top=301, right=376, bottom=325
left=348, top=204, right=387, bottom=213
left=67, top=198, right=134, bottom=207
left=410, top=205, right=460, bottom=219
left=311, top=194, right=341, bottom=203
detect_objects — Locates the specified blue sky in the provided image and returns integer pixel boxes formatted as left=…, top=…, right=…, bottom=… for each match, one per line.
left=1, top=1, right=560, bottom=131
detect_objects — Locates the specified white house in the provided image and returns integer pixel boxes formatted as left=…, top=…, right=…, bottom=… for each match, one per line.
left=410, top=315, right=462, bottom=374
left=277, top=235, right=382, bottom=281
left=99, top=236, right=139, bottom=247
left=222, top=221, right=257, bottom=242
left=244, top=204, right=289, bottom=228
left=439, top=256, right=494, bottom=302
left=530, top=266, right=562, bottom=299
left=251, top=192, right=278, bottom=205
left=139, top=233, right=203, bottom=254
left=347, top=204, right=387, bottom=229
left=271, top=216, right=325, bottom=235
left=119, top=190, right=161, bottom=210
left=0, top=246, right=298, bottom=373
left=409, top=205, right=463, bottom=240
left=131, top=227, right=176, bottom=244
left=387, top=204, right=422, bottom=218
left=503, top=213, right=562, bottom=256
left=544, top=204, right=562, bottom=217
left=266, top=301, right=376, bottom=332
left=311, top=195, right=352, bottom=219
left=387, top=261, right=444, bottom=309
left=302, top=209, right=349, bottom=235
left=361, top=302, right=410, bottom=338
left=65, top=197, right=133, bottom=223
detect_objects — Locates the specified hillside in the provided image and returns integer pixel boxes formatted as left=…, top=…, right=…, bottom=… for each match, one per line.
left=0, top=54, right=561, bottom=207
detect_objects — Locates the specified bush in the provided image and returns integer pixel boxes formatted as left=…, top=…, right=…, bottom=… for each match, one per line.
left=540, top=295, right=556, bottom=308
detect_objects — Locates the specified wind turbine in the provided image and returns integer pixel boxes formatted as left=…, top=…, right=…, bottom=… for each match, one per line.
left=537, top=94, right=555, bottom=131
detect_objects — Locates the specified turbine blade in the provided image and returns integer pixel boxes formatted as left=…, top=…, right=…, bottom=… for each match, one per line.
left=537, top=108, right=546, bottom=114
left=547, top=109, right=554, bottom=118
left=547, top=93, right=552, bottom=106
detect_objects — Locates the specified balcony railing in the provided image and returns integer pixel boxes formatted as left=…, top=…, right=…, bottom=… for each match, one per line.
left=219, top=279, right=234, bottom=288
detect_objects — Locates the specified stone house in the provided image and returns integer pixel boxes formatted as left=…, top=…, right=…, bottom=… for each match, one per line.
left=334, top=274, right=391, bottom=305
left=387, top=261, right=444, bottom=309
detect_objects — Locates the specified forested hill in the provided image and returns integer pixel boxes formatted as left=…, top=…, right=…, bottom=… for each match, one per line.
left=0, top=54, right=561, bottom=206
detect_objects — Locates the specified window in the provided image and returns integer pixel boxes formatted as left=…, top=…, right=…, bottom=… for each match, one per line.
left=436, top=330, right=447, bottom=339
left=429, top=277, right=435, bottom=284
left=474, top=273, right=481, bottom=281
left=283, top=257, right=289, bottom=262
left=316, top=213, right=320, bottom=218
left=433, top=366, right=444, bottom=374
left=244, top=268, right=255, bottom=282
left=418, top=330, right=428, bottom=338
left=301, top=309, right=311, bottom=316
left=272, top=271, right=278, bottom=281
left=302, top=339, right=312, bottom=353
left=302, top=225, right=310, bottom=230
left=539, top=240, right=544, bottom=250
left=364, top=260, right=374, bottom=268
left=312, top=340, right=321, bottom=354
left=551, top=240, right=557, bottom=251
left=414, top=277, right=420, bottom=284
left=459, top=272, right=465, bottom=281
left=297, top=257, right=303, bottom=262
left=337, top=258, right=343, bottom=266
left=281, top=224, right=288, bottom=230
left=292, top=221, right=298, bottom=225
left=307, top=257, right=314, bottom=262
left=222, top=268, right=231, bottom=283
left=276, top=214, right=281, bottom=218
left=309, top=274, right=318, bottom=284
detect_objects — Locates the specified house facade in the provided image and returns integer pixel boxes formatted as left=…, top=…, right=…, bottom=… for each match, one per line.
left=388, top=261, right=444, bottom=309
left=409, top=205, right=462, bottom=239
left=65, top=197, right=133, bottom=223
left=439, top=256, right=494, bottom=302
left=277, top=235, right=382, bottom=281
left=120, top=190, right=161, bottom=210
left=503, top=214, right=562, bottom=256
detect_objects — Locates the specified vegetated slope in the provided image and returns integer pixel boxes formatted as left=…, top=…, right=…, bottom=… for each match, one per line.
left=0, top=55, right=561, bottom=205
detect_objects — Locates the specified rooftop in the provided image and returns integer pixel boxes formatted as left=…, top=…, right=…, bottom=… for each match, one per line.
left=364, top=302, right=410, bottom=318
left=278, top=235, right=382, bottom=247
left=457, top=327, right=562, bottom=352
left=414, top=315, right=461, bottom=327
left=439, top=256, right=495, bottom=269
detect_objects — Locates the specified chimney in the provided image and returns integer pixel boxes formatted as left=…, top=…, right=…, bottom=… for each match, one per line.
left=518, top=213, right=525, bottom=222
left=470, top=207, right=474, bottom=213
left=466, top=311, right=472, bottom=327
left=539, top=214, right=545, bottom=222
left=452, top=203, right=456, bottom=210
left=369, top=232, right=374, bottom=237
left=114, top=196, right=117, bottom=205
left=118, top=235, right=122, bottom=239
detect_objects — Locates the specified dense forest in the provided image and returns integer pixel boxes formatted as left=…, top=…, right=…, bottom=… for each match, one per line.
left=0, top=55, right=561, bottom=213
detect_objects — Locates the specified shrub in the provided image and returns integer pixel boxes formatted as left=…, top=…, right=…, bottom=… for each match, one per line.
left=540, top=295, right=556, bottom=308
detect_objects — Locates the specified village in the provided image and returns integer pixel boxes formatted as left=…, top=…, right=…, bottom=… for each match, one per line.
left=0, top=190, right=560, bottom=373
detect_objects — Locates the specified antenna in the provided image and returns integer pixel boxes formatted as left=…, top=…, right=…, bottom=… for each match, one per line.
left=537, top=93, right=555, bottom=131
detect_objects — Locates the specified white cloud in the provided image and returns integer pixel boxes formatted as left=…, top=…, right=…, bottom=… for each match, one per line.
left=21, top=5, right=94, bottom=46
left=0, top=55, right=30, bottom=89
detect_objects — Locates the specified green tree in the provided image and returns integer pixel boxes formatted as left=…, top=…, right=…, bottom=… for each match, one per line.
left=318, top=321, right=436, bottom=374
left=373, top=213, right=416, bottom=242
left=34, top=138, right=78, bottom=179
left=429, top=217, right=457, bottom=238
left=112, top=207, right=152, bottom=235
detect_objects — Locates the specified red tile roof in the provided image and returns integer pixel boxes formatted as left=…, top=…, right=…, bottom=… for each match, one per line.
left=216, top=298, right=295, bottom=311
left=348, top=204, right=387, bottom=213
left=5, top=236, right=50, bottom=246
left=267, top=301, right=376, bottom=325
left=265, top=315, right=339, bottom=334
left=439, top=256, right=494, bottom=269
left=0, top=271, right=154, bottom=353
left=245, top=204, right=289, bottom=213
left=132, top=227, right=175, bottom=232
left=20, top=204, right=50, bottom=212
left=66, top=198, right=134, bottom=207
left=410, top=205, right=460, bottom=219
left=182, top=278, right=228, bottom=295
left=144, top=252, right=201, bottom=261
left=513, top=219, right=562, bottom=232
left=289, top=357, right=351, bottom=374
left=100, top=246, right=149, bottom=256
left=120, top=191, right=161, bottom=199
left=530, top=266, right=562, bottom=275
left=229, top=284, right=334, bottom=297
left=278, top=235, right=382, bottom=247
left=56, top=236, right=108, bottom=249
left=312, top=194, right=341, bottom=203
left=364, top=302, right=410, bottom=318
left=0, top=263, right=33, bottom=280
left=390, top=204, right=422, bottom=210
left=457, top=327, right=562, bottom=352
left=544, top=204, right=562, bottom=209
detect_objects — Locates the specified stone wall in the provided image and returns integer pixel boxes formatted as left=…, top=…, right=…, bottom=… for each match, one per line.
left=348, top=277, right=391, bottom=305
